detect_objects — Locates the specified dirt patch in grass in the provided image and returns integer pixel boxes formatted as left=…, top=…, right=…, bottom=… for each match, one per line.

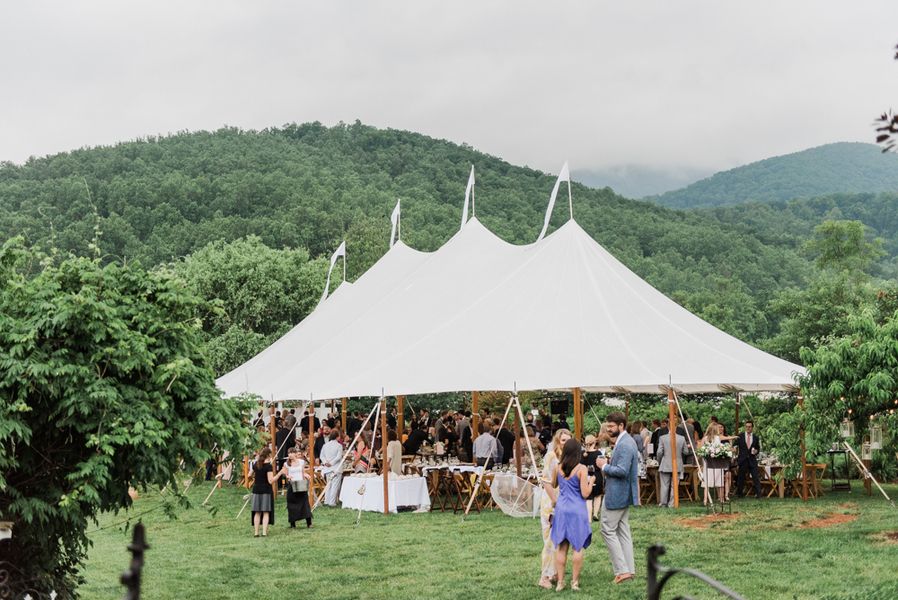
left=676, top=513, right=741, bottom=529
left=798, top=513, right=858, bottom=529
left=870, top=531, right=898, bottom=545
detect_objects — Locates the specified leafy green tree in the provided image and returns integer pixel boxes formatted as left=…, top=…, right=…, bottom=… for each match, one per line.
left=766, top=220, right=883, bottom=361
left=169, top=236, right=327, bottom=375
left=799, top=308, right=898, bottom=477
left=804, top=220, right=884, bottom=274
left=0, top=239, right=252, bottom=596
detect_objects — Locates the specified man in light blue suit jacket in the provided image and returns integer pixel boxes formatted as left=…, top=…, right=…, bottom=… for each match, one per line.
left=596, top=412, right=639, bottom=584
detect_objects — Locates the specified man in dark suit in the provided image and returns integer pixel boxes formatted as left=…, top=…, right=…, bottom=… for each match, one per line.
left=734, top=420, right=762, bottom=499
left=275, top=415, right=297, bottom=471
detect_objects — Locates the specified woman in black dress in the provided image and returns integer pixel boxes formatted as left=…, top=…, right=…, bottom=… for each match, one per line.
left=285, top=447, right=313, bottom=528
left=251, top=447, right=286, bottom=537
left=580, top=435, right=604, bottom=522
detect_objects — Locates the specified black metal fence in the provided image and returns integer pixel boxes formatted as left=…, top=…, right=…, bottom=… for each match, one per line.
left=647, top=544, right=745, bottom=600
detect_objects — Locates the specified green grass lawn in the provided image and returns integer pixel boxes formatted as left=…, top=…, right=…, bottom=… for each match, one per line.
left=80, top=482, right=898, bottom=600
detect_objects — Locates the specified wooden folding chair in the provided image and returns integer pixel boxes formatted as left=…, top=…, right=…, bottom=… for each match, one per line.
left=479, top=473, right=496, bottom=510
left=639, top=477, right=656, bottom=505
left=427, top=470, right=445, bottom=512
left=813, top=464, right=827, bottom=497
left=452, top=472, right=481, bottom=514
left=758, top=468, right=776, bottom=498
left=678, top=471, right=695, bottom=502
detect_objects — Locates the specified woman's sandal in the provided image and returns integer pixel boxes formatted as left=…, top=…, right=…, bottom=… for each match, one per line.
left=571, top=580, right=581, bottom=591
left=538, top=577, right=553, bottom=590
left=555, top=580, right=566, bottom=592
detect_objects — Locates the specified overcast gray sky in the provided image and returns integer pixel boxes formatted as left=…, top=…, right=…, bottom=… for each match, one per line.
left=3, top=1, right=898, bottom=177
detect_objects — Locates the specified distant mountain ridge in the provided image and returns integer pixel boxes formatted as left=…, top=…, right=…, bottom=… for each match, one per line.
left=572, top=164, right=710, bottom=199
left=650, top=142, right=898, bottom=208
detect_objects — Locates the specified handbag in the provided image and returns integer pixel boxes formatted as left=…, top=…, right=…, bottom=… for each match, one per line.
left=290, top=479, right=309, bottom=493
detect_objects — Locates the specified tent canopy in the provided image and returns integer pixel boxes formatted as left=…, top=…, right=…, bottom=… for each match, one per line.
left=217, top=217, right=803, bottom=400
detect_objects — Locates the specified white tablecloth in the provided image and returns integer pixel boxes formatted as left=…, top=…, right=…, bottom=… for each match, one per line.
left=339, top=475, right=430, bottom=513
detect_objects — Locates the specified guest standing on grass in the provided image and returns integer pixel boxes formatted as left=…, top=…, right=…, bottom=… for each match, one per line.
left=547, top=438, right=595, bottom=592
left=580, top=434, right=604, bottom=522
left=285, top=448, right=312, bottom=529
left=537, top=428, right=571, bottom=590
left=656, top=426, right=687, bottom=508
left=319, top=429, right=344, bottom=507
left=251, top=447, right=286, bottom=537
left=734, top=420, right=762, bottom=499
left=596, top=412, right=639, bottom=585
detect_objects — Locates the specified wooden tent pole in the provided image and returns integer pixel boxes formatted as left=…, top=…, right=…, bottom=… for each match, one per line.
left=668, top=389, right=679, bottom=509
left=269, top=405, right=278, bottom=497
left=341, top=397, right=347, bottom=434
left=472, top=391, right=480, bottom=440
left=514, top=394, right=523, bottom=478
left=625, top=394, right=630, bottom=424
left=381, top=397, right=390, bottom=514
left=573, top=387, right=582, bottom=440
left=397, top=395, right=405, bottom=438
left=242, top=455, right=249, bottom=488
left=799, top=392, right=808, bottom=502
left=734, top=393, right=741, bottom=434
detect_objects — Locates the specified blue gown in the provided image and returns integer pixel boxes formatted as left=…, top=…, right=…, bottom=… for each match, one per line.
left=550, top=469, right=592, bottom=551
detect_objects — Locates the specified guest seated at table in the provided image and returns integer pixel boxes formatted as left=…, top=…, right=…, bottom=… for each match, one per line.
left=353, top=436, right=373, bottom=473
left=513, top=426, right=544, bottom=469
left=403, top=420, right=428, bottom=455
left=472, top=421, right=499, bottom=467
left=438, top=414, right=458, bottom=455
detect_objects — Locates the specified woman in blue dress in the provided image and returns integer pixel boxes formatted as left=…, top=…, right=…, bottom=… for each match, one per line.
left=548, top=438, right=596, bottom=591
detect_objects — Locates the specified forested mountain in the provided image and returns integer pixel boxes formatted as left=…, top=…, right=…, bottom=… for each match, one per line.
left=0, top=121, right=821, bottom=348
left=650, top=142, right=898, bottom=208
left=696, top=192, right=898, bottom=278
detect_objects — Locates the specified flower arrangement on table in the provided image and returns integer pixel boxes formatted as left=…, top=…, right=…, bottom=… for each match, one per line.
left=697, top=441, right=734, bottom=459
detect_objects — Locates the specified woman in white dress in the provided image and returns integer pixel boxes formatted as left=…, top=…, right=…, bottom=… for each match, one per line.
left=700, top=423, right=735, bottom=504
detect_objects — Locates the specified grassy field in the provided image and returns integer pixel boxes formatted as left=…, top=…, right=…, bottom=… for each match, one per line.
left=80, top=482, right=898, bottom=600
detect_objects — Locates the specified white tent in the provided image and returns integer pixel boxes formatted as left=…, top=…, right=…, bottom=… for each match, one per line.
left=216, top=240, right=428, bottom=399
left=217, top=217, right=803, bottom=400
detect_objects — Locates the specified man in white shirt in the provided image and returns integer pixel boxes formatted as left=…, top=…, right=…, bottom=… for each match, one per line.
left=472, top=421, right=498, bottom=467
left=319, top=429, right=345, bottom=506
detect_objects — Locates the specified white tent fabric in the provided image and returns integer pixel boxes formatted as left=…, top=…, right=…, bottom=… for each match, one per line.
left=217, top=217, right=803, bottom=400
left=216, top=240, right=428, bottom=399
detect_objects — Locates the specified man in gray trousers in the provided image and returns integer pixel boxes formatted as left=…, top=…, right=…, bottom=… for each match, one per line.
left=596, top=412, right=640, bottom=585
left=656, top=427, right=687, bottom=508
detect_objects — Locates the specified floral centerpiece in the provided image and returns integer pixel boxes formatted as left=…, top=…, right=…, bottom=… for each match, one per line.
left=697, top=441, right=734, bottom=460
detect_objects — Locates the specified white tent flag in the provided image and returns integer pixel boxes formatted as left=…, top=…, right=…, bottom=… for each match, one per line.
left=319, top=240, right=346, bottom=303
left=536, top=161, right=570, bottom=242
left=390, top=199, right=401, bottom=248
left=461, top=165, right=475, bottom=230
